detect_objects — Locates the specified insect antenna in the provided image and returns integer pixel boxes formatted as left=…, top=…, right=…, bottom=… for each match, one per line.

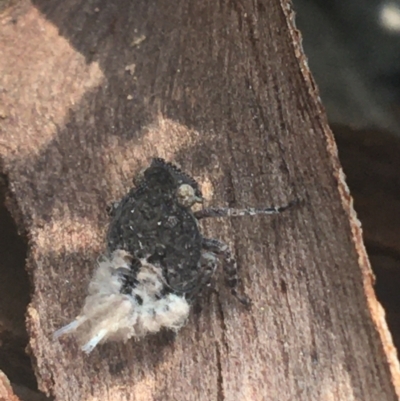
left=194, top=200, right=297, bottom=220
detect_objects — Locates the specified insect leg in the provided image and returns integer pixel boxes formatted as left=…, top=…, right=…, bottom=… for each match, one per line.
left=201, top=237, right=250, bottom=306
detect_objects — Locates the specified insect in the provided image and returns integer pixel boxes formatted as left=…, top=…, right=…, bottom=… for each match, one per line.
left=54, top=158, right=295, bottom=353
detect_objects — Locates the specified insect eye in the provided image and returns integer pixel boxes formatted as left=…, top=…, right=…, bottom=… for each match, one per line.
left=176, top=184, right=203, bottom=207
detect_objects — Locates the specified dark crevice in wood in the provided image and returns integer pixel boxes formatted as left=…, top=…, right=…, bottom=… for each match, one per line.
left=366, top=241, right=400, bottom=353
left=215, top=344, right=224, bottom=401
left=333, top=124, right=400, bottom=358
left=366, top=241, right=400, bottom=265
left=0, top=174, right=51, bottom=401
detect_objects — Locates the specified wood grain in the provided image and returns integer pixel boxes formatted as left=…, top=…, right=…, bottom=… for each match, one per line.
left=0, top=0, right=399, bottom=400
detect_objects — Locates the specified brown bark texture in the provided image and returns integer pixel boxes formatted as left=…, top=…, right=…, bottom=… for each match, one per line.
left=0, top=0, right=400, bottom=400
left=0, top=370, right=20, bottom=401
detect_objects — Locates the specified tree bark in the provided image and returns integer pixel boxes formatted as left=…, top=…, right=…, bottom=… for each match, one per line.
left=0, top=0, right=399, bottom=400
left=0, top=371, right=20, bottom=401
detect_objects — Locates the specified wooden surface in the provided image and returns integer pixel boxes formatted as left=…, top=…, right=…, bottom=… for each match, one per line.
left=0, top=371, right=20, bottom=401
left=0, top=0, right=399, bottom=400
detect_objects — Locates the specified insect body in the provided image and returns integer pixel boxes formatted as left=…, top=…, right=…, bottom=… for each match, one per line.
left=54, top=158, right=294, bottom=353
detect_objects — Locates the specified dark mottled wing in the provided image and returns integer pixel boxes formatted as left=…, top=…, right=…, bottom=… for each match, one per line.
left=107, top=165, right=203, bottom=294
